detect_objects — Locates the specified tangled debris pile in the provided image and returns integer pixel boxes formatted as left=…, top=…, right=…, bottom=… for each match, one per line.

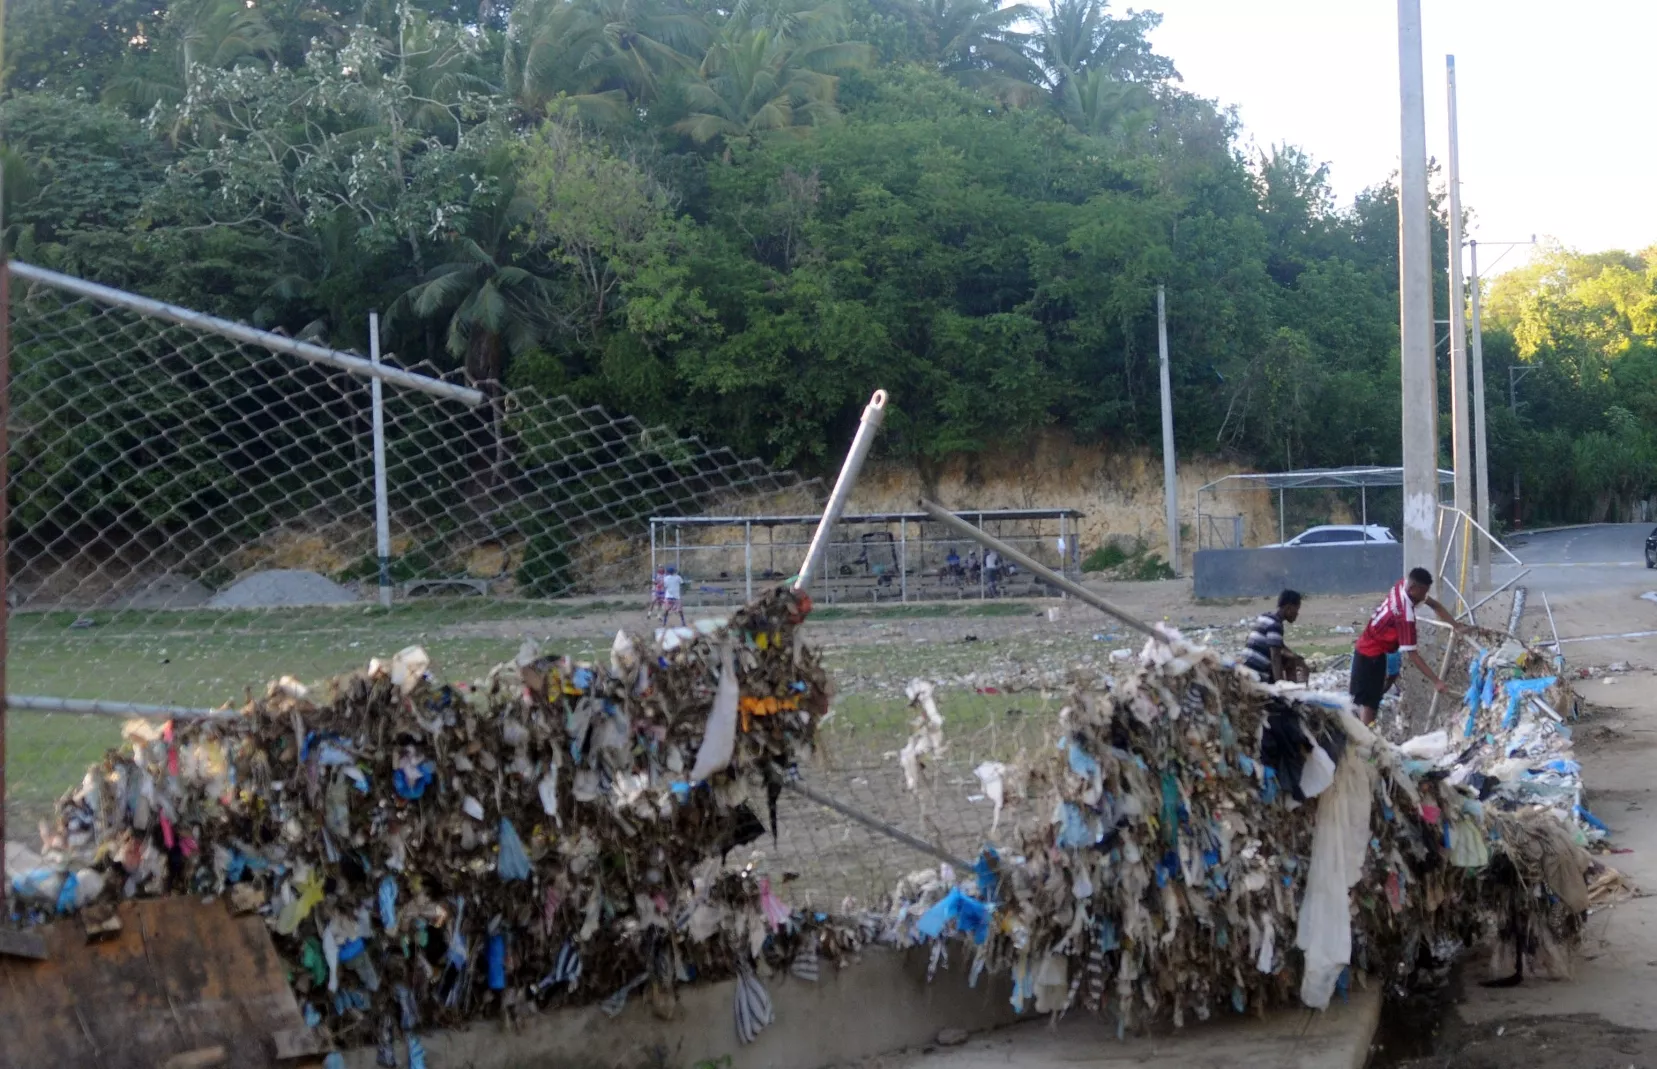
left=875, top=628, right=1620, bottom=1026
left=10, top=597, right=1623, bottom=1053
left=15, top=589, right=869, bottom=1055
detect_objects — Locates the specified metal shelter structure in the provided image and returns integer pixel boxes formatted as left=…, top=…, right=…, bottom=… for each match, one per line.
left=649, top=507, right=1084, bottom=604
left=1196, top=466, right=1456, bottom=549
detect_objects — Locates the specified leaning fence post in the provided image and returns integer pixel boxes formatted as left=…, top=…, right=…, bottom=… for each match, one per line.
left=794, top=390, right=887, bottom=594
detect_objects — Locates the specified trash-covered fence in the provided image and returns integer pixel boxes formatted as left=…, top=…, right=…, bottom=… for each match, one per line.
left=18, top=589, right=854, bottom=1055
left=9, top=597, right=1621, bottom=1058
left=1, top=260, right=816, bottom=849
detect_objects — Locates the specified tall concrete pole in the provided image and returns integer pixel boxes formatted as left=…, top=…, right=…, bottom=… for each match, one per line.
left=1445, top=56, right=1472, bottom=596
left=1470, top=239, right=1492, bottom=585
left=1445, top=58, right=1472, bottom=519
left=1157, top=284, right=1179, bottom=576
left=1397, top=0, right=1438, bottom=576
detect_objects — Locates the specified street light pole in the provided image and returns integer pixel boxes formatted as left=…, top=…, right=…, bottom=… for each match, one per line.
left=1509, top=364, right=1536, bottom=526
left=1469, top=239, right=1491, bottom=585
left=1397, top=0, right=1438, bottom=574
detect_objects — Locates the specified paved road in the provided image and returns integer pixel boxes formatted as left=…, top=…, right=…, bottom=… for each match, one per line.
left=1506, top=522, right=1651, bottom=565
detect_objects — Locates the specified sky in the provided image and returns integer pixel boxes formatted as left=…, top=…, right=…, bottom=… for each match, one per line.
left=1148, top=0, right=1657, bottom=274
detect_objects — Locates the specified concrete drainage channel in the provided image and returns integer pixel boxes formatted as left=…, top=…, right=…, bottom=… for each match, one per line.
left=334, top=949, right=1382, bottom=1069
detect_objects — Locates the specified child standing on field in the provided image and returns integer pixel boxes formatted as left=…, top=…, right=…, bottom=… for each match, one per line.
left=648, top=566, right=666, bottom=618
left=661, top=566, right=687, bottom=626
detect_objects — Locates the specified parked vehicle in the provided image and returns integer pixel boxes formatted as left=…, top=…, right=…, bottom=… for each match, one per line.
left=1645, top=526, right=1657, bottom=568
left=1263, top=524, right=1398, bottom=549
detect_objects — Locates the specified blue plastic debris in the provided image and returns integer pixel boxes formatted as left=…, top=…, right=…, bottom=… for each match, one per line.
left=1504, top=676, right=1557, bottom=729
left=379, top=876, right=398, bottom=931
left=916, top=888, right=992, bottom=944
left=488, top=933, right=507, bottom=990
left=393, top=760, right=436, bottom=800
left=973, top=849, right=1000, bottom=900
left=497, top=819, right=531, bottom=881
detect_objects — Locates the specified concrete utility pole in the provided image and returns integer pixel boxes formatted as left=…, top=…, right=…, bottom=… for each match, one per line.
left=1397, top=0, right=1438, bottom=575
left=1157, top=285, right=1179, bottom=576
left=1469, top=239, right=1492, bottom=585
left=1445, top=58, right=1472, bottom=519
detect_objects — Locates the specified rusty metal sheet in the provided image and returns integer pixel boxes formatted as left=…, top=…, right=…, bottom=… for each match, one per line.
left=0, top=898, right=315, bottom=1069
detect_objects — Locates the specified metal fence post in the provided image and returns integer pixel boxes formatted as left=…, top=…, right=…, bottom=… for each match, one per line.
left=905, top=519, right=913, bottom=599
left=744, top=520, right=753, bottom=601
left=0, top=259, right=10, bottom=902
left=369, top=312, right=393, bottom=609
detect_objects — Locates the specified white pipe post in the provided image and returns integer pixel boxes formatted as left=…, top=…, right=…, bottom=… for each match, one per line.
left=1157, top=284, right=1179, bottom=576
left=1446, top=55, right=1474, bottom=588
left=1470, top=239, right=1492, bottom=587
left=369, top=312, right=393, bottom=609
left=1398, top=0, right=1440, bottom=575
left=744, top=520, right=753, bottom=601
left=899, top=519, right=908, bottom=603
left=794, top=390, right=888, bottom=593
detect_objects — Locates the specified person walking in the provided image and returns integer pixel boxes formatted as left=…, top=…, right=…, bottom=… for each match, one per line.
left=1350, top=567, right=1467, bottom=725
left=1243, top=589, right=1302, bottom=683
left=660, top=566, right=687, bottom=627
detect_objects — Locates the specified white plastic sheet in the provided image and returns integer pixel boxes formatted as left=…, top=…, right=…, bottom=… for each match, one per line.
left=1296, top=752, right=1373, bottom=1009
left=689, top=640, right=739, bottom=781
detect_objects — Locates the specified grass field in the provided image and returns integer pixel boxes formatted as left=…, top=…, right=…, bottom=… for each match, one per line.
left=2, top=597, right=1075, bottom=828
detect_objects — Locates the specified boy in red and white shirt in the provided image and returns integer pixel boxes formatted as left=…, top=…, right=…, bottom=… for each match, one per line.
left=1349, top=567, right=1466, bottom=725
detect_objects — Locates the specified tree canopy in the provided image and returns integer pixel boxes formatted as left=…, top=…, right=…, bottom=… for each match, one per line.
left=0, top=0, right=1641, bottom=524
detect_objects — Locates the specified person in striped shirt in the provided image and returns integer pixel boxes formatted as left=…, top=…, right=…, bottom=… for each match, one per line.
left=1349, top=567, right=1466, bottom=725
left=1243, top=589, right=1302, bottom=683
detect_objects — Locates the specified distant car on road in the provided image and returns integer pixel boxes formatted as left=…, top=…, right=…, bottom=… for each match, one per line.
left=1263, top=524, right=1398, bottom=549
left=1645, top=526, right=1657, bottom=568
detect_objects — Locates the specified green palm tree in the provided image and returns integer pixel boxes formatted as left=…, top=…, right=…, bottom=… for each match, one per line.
left=104, top=0, right=279, bottom=116
left=504, top=0, right=709, bottom=122
left=893, top=0, right=1039, bottom=107
left=1029, top=0, right=1173, bottom=132
left=671, top=0, right=872, bottom=147
left=390, top=149, right=553, bottom=389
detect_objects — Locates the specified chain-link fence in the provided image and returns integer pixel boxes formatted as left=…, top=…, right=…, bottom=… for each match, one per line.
left=0, top=262, right=824, bottom=836
left=0, top=260, right=1083, bottom=912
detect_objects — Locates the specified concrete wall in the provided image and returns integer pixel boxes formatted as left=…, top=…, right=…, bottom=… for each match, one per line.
left=1193, top=544, right=1404, bottom=599
left=342, top=947, right=1020, bottom=1069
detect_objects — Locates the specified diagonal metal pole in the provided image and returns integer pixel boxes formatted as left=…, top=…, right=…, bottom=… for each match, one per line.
left=780, top=778, right=970, bottom=871
left=917, top=498, right=1162, bottom=641
left=794, top=391, right=887, bottom=594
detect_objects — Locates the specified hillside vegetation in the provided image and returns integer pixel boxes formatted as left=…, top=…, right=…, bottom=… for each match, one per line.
left=2, top=0, right=1649, bottom=526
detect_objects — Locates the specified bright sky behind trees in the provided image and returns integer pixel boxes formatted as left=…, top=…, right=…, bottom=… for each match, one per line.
left=1151, top=0, right=1657, bottom=271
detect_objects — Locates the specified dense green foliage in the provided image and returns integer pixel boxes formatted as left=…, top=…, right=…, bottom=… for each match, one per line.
left=0, top=0, right=1645, bottom=526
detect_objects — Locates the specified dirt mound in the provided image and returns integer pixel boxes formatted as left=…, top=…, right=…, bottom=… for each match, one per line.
left=205, top=569, right=357, bottom=609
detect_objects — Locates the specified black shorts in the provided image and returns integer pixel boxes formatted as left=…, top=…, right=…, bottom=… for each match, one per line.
left=1349, top=650, right=1389, bottom=710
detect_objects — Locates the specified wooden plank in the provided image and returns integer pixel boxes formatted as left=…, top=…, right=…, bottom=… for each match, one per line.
left=0, top=929, right=48, bottom=960
left=0, top=898, right=312, bottom=1069
left=271, top=1027, right=325, bottom=1062
left=162, top=1047, right=228, bottom=1069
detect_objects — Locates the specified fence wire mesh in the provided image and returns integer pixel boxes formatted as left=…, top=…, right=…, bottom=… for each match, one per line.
left=0, top=262, right=1085, bottom=911
left=1, top=263, right=825, bottom=835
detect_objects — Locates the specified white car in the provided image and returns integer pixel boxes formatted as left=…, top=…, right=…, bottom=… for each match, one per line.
left=1264, top=524, right=1397, bottom=548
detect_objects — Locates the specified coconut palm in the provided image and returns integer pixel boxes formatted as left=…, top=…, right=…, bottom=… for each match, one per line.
left=671, top=0, right=873, bottom=147
left=390, top=148, right=553, bottom=389
left=104, top=0, right=279, bottom=116
left=891, top=0, right=1039, bottom=107
left=503, top=0, right=709, bottom=122
left=1029, top=0, right=1173, bottom=130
